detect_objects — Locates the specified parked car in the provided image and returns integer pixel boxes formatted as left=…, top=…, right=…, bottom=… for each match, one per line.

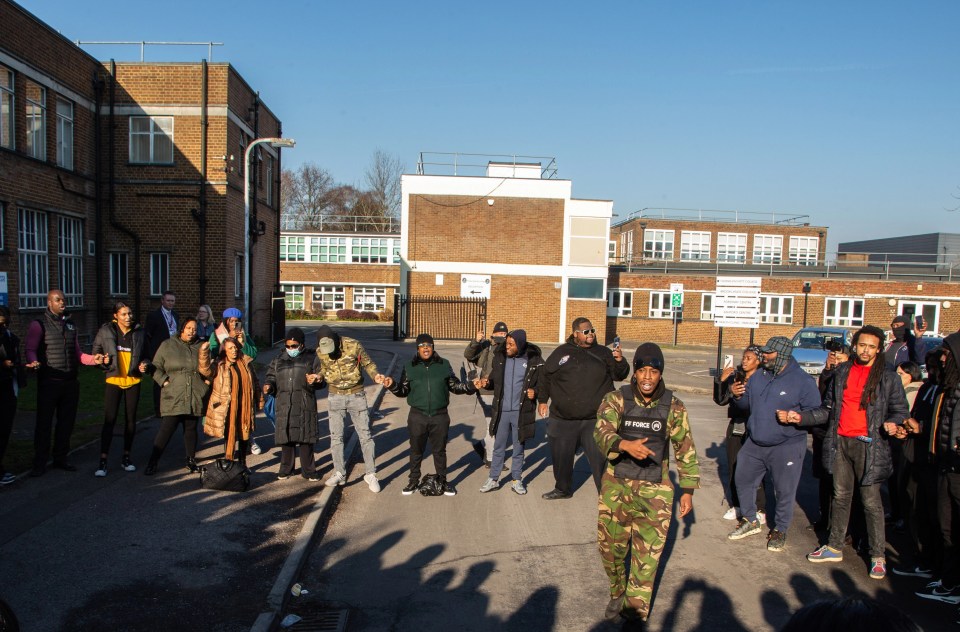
left=919, top=335, right=945, bottom=379
left=790, top=326, right=853, bottom=376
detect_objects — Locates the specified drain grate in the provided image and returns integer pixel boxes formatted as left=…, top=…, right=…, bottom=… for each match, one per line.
left=282, top=608, right=349, bottom=632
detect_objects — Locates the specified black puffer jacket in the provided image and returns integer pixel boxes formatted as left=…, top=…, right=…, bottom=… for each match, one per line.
left=264, top=349, right=324, bottom=445
left=801, top=361, right=909, bottom=485
left=92, top=321, right=148, bottom=379
left=934, top=333, right=960, bottom=471
left=486, top=343, right=544, bottom=442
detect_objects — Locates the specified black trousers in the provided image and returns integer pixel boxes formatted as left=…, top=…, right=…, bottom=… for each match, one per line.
left=901, top=458, right=941, bottom=569
left=150, top=415, right=198, bottom=463
left=0, top=379, right=17, bottom=471
left=938, top=471, right=960, bottom=587
left=100, top=382, right=141, bottom=456
left=152, top=382, right=162, bottom=418
left=34, top=378, right=80, bottom=468
left=547, top=417, right=604, bottom=495
left=407, top=408, right=450, bottom=483
left=725, top=421, right=766, bottom=511
left=280, top=443, right=316, bottom=477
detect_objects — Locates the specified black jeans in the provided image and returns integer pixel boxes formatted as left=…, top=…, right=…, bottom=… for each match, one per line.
left=938, top=470, right=960, bottom=587
left=828, top=436, right=886, bottom=558
left=407, top=408, right=450, bottom=483
left=547, top=417, right=604, bottom=495
left=101, top=382, right=141, bottom=456
left=901, top=457, right=941, bottom=569
left=279, top=443, right=316, bottom=477
left=34, top=378, right=80, bottom=468
left=150, top=415, right=198, bottom=463
left=0, top=379, right=17, bottom=471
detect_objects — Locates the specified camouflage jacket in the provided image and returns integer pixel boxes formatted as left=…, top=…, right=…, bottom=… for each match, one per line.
left=595, top=385, right=700, bottom=489
left=315, top=337, right=379, bottom=394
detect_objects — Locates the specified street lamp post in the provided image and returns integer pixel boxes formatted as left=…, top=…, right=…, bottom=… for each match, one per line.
left=244, top=137, right=295, bottom=334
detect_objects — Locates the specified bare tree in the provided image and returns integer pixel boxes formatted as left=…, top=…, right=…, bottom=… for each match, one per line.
left=280, top=163, right=336, bottom=230
left=362, top=149, right=404, bottom=222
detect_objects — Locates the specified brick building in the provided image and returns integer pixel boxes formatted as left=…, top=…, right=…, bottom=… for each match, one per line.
left=0, top=0, right=284, bottom=343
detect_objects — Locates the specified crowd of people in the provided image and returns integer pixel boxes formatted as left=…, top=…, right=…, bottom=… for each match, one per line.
left=715, top=314, right=960, bottom=623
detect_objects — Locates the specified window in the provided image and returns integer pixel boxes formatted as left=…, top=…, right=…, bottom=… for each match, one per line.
left=717, top=233, right=747, bottom=263
left=149, top=253, right=169, bottom=296
left=351, top=237, right=389, bottom=264
left=56, top=98, right=73, bottom=169
left=312, top=285, right=345, bottom=310
left=0, top=66, right=12, bottom=150
left=18, top=208, right=48, bottom=308
left=643, top=230, right=674, bottom=260
left=753, top=234, right=783, bottom=264
left=58, top=217, right=83, bottom=308
left=280, top=236, right=305, bottom=262
left=680, top=231, right=711, bottom=261
left=607, top=289, right=632, bottom=317
left=129, top=116, right=173, bottom=164
left=353, top=286, right=386, bottom=311
left=760, top=294, right=793, bottom=324
left=235, top=255, right=243, bottom=299
left=648, top=291, right=673, bottom=319
left=568, top=278, right=604, bottom=299
left=789, top=236, right=819, bottom=266
left=620, top=230, right=634, bottom=263
left=392, top=240, right=401, bottom=264
left=701, top=293, right=715, bottom=320
left=265, top=154, right=274, bottom=206
left=312, top=237, right=347, bottom=263
left=569, top=217, right=608, bottom=266
left=109, top=252, right=128, bottom=295
left=25, top=80, right=45, bottom=160
left=607, top=240, right=616, bottom=263
left=281, top=284, right=304, bottom=311
left=824, top=298, right=864, bottom=328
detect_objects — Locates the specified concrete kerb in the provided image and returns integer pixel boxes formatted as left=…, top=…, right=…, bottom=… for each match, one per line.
left=250, top=348, right=399, bottom=632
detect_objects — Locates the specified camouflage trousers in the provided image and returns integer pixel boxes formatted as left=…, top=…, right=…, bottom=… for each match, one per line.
left=597, top=474, right=674, bottom=621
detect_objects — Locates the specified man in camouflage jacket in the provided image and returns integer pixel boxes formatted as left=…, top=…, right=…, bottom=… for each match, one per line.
left=315, top=325, right=388, bottom=492
left=594, top=342, right=700, bottom=624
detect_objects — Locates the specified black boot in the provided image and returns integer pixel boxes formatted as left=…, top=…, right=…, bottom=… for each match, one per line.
left=185, top=457, right=198, bottom=473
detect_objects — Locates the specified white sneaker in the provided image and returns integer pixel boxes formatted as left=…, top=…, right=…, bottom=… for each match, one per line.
left=723, top=506, right=739, bottom=520
left=757, top=510, right=767, bottom=526
left=363, top=472, right=381, bottom=493
left=94, top=467, right=107, bottom=478
left=250, top=440, right=262, bottom=455
left=324, top=470, right=346, bottom=487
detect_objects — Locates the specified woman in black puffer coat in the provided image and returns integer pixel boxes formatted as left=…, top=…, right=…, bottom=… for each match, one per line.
left=263, top=328, right=324, bottom=480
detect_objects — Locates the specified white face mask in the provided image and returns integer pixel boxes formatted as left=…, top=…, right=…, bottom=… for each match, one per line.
left=286, top=348, right=301, bottom=358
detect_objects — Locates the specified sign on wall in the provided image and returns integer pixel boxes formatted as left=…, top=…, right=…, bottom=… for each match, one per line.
left=714, top=276, right=761, bottom=328
left=461, top=274, right=491, bottom=299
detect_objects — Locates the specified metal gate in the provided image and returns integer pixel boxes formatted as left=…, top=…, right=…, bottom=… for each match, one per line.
left=393, top=295, right=487, bottom=341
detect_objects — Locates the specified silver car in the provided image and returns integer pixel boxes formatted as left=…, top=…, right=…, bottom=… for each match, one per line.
left=790, top=327, right=854, bottom=376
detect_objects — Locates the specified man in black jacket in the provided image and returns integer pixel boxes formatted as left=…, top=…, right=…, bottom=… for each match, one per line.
left=476, top=329, right=543, bottom=495
left=144, top=291, right=178, bottom=417
left=464, top=321, right=508, bottom=466
left=786, top=325, right=908, bottom=579
left=537, top=317, right=629, bottom=499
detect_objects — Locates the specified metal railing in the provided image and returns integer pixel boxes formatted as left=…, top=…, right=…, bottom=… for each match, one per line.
left=615, top=207, right=813, bottom=227
left=416, top=152, right=558, bottom=179
left=282, top=215, right=400, bottom=233
left=74, top=40, right=224, bottom=62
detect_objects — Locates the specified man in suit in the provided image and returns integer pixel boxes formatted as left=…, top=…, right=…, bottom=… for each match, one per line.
left=144, top=291, right=178, bottom=417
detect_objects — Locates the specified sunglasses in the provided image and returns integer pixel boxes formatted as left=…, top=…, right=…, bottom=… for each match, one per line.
left=285, top=343, right=300, bottom=349
left=577, top=328, right=596, bottom=335
left=417, top=343, right=434, bottom=348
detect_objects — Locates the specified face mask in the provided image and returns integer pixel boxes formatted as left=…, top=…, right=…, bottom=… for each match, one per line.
left=286, top=348, right=301, bottom=358
left=492, top=335, right=506, bottom=345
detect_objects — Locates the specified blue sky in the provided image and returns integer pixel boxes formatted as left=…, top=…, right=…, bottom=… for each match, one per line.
left=28, top=1, right=960, bottom=251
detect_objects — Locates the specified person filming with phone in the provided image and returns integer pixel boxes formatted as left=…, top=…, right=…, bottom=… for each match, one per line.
left=886, top=315, right=928, bottom=366
left=713, top=346, right=767, bottom=524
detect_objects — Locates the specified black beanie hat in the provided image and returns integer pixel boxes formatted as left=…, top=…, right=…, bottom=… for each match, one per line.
left=633, top=342, right=665, bottom=371
left=287, top=327, right=305, bottom=346
left=416, top=333, right=435, bottom=347
left=493, top=321, right=508, bottom=334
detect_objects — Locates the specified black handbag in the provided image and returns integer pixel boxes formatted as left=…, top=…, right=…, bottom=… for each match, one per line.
left=200, top=458, right=250, bottom=492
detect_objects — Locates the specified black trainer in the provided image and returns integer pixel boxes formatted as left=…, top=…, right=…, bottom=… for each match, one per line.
left=442, top=482, right=457, bottom=497
left=402, top=481, right=420, bottom=495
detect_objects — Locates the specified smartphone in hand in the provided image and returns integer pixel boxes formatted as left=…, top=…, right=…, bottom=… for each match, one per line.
left=613, top=336, right=621, bottom=349
left=915, top=315, right=924, bottom=330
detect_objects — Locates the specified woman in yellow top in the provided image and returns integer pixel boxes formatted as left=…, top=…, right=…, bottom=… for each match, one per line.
left=91, top=301, right=149, bottom=476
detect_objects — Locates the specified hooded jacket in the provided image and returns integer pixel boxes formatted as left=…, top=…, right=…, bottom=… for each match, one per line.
left=539, top=339, right=630, bottom=421
left=315, top=326, right=379, bottom=395
left=732, top=357, right=821, bottom=446
left=264, top=348, right=323, bottom=445
left=801, top=360, right=909, bottom=485
left=92, top=321, right=148, bottom=381
left=152, top=336, right=211, bottom=417
left=933, top=333, right=960, bottom=470
left=485, top=342, right=544, bottom=441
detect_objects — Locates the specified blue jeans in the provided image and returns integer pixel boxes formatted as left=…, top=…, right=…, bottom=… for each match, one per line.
left=490, top=409, right=524, bottom=482
left=327, top=392, right=376, bottom=475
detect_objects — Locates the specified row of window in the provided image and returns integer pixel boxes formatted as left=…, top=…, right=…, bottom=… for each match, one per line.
left=280, top=285, right=388, bottom=312
left=607, top=289, right=865, bottom=327
left=1, top=66, right=74, bottom=168
left=280, top=236, right=401, bottom=264
left=615, top=230, right=820, bottom=265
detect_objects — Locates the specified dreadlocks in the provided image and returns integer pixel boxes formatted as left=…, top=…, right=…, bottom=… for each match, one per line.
left=853, top=325, right=888, bottom=411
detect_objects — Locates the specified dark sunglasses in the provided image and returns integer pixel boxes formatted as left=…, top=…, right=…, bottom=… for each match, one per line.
left=577, top=328, right=596, bottom=335
left=285, top=343, right=300, bottom=349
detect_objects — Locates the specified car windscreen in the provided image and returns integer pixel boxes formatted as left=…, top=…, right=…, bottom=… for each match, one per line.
left=794, top=331, right=844, bottom=350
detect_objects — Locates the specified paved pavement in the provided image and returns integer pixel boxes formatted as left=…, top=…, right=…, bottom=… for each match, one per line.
left=0, top=325, right=950, bottom=631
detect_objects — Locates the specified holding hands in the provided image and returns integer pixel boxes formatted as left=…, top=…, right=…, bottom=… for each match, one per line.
left=776, top=409, right=802, bottom=424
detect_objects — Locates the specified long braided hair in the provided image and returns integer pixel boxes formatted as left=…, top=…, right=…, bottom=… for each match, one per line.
left=853, top=325, right=888, bottom=411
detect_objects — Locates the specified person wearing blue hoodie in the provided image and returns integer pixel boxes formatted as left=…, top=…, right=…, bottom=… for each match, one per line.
left=727, top=335, right=822, bottom=552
